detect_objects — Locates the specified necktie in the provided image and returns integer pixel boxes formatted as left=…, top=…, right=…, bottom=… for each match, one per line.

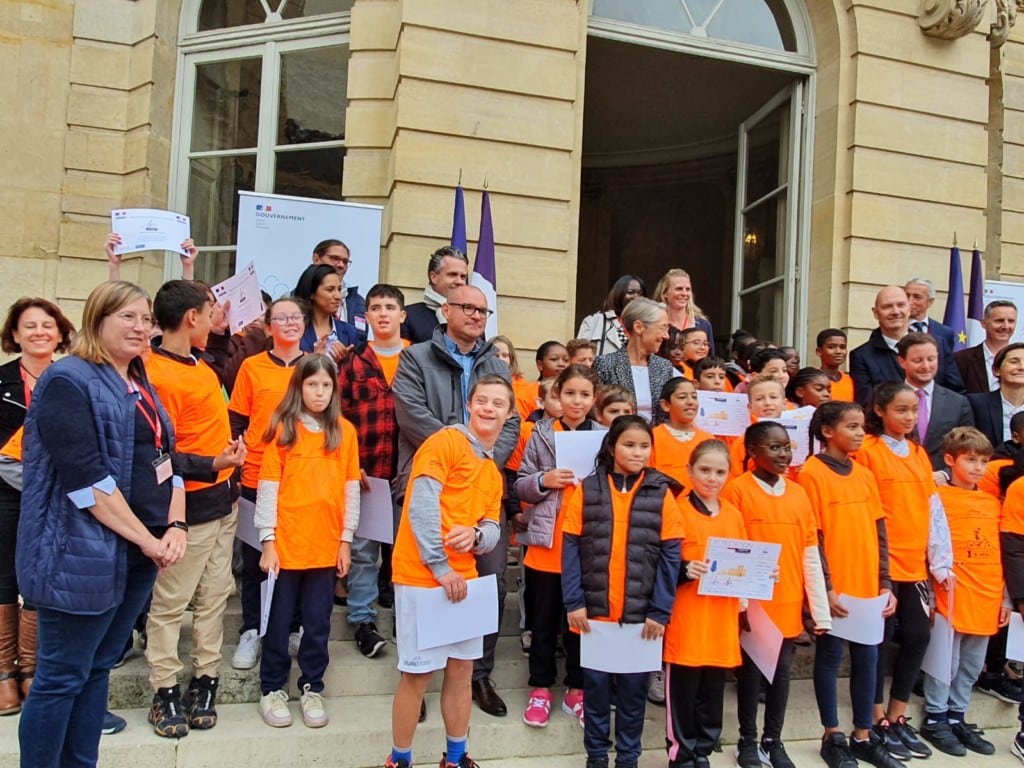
left=917, top=388, right=929, bottom=440
left=912, top=321, right=926, bottom=334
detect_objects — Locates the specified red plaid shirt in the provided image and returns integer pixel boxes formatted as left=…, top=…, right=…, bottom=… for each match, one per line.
left=337, top=343, right=400, bottom=480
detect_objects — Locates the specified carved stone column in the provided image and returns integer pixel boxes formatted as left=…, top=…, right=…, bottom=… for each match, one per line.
left=919, top=0, right=988, bottom=39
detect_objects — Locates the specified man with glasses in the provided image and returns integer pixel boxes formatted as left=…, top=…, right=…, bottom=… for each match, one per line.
left=392, top=284, right=520, bottom=718
left=312, top=239, right=368, bottom=343
left=403, top=246, right=470, bottom=343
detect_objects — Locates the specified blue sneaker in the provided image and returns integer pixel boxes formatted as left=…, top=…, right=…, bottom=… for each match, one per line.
left=102, top=711, right=127, bottom=735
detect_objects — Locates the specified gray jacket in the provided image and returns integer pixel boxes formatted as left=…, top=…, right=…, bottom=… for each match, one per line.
left=514, top=417, right=605, bottom=548
left=392, top=325, right=520, bottom=499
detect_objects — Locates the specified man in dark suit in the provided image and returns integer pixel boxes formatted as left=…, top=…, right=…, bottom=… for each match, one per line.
left=904, top=278, right=965, bottom=393
left=401, top=245, right=470, bottom=343
left=850, top=286, right=911, bottom=406
left=896, top=333, right=973, bottom=471
left=968, top=342, right=1024, bottom=449
left=955, top=299, right=1018, bottom=394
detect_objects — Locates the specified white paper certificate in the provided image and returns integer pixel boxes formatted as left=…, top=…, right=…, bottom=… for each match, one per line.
left=828, top=593, right=888, bottom=646
left=235, top=497, right=262, bottom=552
left=111, top=208, right=190, bottom=256
left=1007, top=613, right=1024, bottom=663
left=554, top=430, right=605, bottom=481
left=698, top=537, right=781, bottom=601
left=580, top=621, right=664, bottom=674
left=259, top=568, right=276, bottom=638
left=212, top=261, right=266, bottom=333
left=761, top=406, right=816, bottom=466
left=696, top=392, right=749, bottom=437
left=740, top=600, right=784, bottom=683
left=355, top=477, right=395, bottom=545
left=920, top=610, right=956, bottom=684
left=411, top=574, right=499, bottom=651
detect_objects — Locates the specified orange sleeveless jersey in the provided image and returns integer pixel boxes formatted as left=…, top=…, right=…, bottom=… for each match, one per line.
left=522, top=420, right=571, bottom=574
left=662, top=495, right=746, bottom=667
left=392, top=428, right=504, bottom=588
left=936, top=484, right=1003, bottom=635
left=228, top=352, right=298, bottom=488
left=650, top=423, right=715, bottom=491
left=258, top=418, right=361, bottom=570
left=1001, top=476, right=1024, bottom=536
left=980, top=458, right=1011, bottom=500
left=797, top=457, right=884, bottom=599
left=722, top=473, right=818, bottom=638
left=855, top=435, right=935, bottom=582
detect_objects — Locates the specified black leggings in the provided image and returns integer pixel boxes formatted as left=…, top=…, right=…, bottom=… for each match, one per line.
left=876, top=580, right=931, bottom=705
left=737, top=639, right=796, bottom=741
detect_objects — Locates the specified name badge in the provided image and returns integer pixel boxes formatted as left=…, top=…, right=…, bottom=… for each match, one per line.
left=354, top=315, right=367, bottom=332
left=153, top=454, right=173, bottom=485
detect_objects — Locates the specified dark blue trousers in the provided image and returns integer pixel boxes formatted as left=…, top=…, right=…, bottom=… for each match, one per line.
left=814, top=632, right=878, bottom=731
left=260, top=566, right=334, bottom=694
left=583, top=667, right=649, bottom=766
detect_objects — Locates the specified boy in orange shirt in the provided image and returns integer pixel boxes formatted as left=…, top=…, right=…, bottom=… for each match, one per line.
left=815, top=329, right=854, bottom=403
left=387, top=376, right=513, bottom=768
left=920, top=428, right=1006, bottom=757
left=729, top=375, right=786, bottom=478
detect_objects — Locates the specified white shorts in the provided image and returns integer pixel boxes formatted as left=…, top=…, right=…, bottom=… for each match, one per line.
left=394, top=584, right=483, bottom=674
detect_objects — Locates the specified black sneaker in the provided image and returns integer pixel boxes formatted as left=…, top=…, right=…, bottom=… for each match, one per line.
left=183, top=675, right=218, bottom=729
left=820, top=733, right=857, bottom=768
left=873, top=719, right=912, bottom=761
left=919, top=719, right=965, bottom=757
left=101, top=711, right=127, bottom=735
left=759, top=738, right=795, bottom=768
left=950, top=720, right=995, bottom=755
left=890, top=716, right=931, bottom=758
left=355, top=622, right=387, bottom=658
left=439, top=755, right=479, bottom=768
left=585, top=759, right=609, bottom=768
left=736, top=737, right=761, bottom=768
left=850, top=731, right=905, bottom=768
left=148, top=684, right=189, bottom=738
left=1013, top=730, right=1024, bottom=763
left=975, top=672, right=1024, bottom=703
left=694, top=758, right=711, bottom=768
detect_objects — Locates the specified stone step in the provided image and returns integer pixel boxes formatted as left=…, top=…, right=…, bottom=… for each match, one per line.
left=4, top=680, right=1020, bottom=768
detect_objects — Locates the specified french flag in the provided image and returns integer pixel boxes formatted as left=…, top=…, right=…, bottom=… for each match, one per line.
left=472, top=191, right=498, bottom=339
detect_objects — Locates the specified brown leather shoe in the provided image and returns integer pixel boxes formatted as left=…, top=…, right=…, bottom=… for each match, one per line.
left=0, top=604, right=20, bottom=715
left=471, top=677, right=506, bottom=717
left=18, top=607, right=36, bottom=699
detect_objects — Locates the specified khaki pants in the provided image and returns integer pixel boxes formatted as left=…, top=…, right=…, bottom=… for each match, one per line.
left=146, top=509, right=237, bottom=690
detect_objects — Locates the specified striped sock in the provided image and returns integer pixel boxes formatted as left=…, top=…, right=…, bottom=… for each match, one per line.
left=390, top=746, right=412, bottom=766
left=445, top=734, right=467, bottom=766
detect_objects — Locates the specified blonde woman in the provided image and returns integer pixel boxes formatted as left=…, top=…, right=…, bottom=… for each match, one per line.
left=653, top=269, right=716, bottom=355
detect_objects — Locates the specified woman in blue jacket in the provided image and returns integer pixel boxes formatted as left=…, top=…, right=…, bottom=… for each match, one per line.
left=17, top=281, right=187, bottom=768
left=293, top=263, right=358, bottom=364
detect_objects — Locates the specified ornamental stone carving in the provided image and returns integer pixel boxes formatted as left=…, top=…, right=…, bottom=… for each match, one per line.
left=918, top=0, right=988, bottom=39
left=989, top=0, right=1020, bottom=47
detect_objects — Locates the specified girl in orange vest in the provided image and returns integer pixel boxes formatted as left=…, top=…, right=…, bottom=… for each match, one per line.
left=663, top=438, right=745, bottom=768
left=797, top=401, right=896, bottom=768
left=651, top=376, right=714, bottom=491
left=723, top=422, right=831, bottom=768
left=857, top=382, right=953, bottom=760
left=254, top=354, right=360, bottom=729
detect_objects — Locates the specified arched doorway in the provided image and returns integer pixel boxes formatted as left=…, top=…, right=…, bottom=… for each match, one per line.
left=577, top=0, right=816, bottom=349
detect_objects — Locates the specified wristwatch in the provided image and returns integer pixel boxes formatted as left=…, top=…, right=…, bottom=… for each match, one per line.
left=168, top=520, right=189, bottom=533
left=473, top=527, right=483, bottom=546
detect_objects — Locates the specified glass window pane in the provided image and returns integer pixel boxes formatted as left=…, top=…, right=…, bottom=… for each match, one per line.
left=198, top=0, right=266, bottom=31
left=741, top=283, right=783, bottom=343
left=192, top=250, right=237, bottom=286
left=192, top=59, right=263, bottom=152
left=187, top=155, right=257, bottom=246
left=741, top=194, right=785, bottom=290
left=280, top=0, right=355, bottom=20
left=745, top=105, right=790, bottom=205
left=274, top=148, right=344, bottom=200
left=278, top=46, right=348, bottom=145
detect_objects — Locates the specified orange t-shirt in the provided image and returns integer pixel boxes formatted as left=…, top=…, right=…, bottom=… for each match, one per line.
left=722, top=473, right=818, bottom=638
left=728, top=436, right=800, bottom=482
left=506, top=420, right=535, bottom=472
left=521, top=420, right=576, bottom=574
left=663, top=495, right=746, bottom=667
left=561, top=472, right=684, bottom=623
left=259, top=418, right=361, bottom=570
left=228, top=352, right=301, bottom=488
left=514, top=377, right=540, bottom=423
left=0, top=426, right=22, bottom=461
left=370, top=339, right=410, bottom=385
left=797, top=456, right=884, bottom=598
left=1001, top=476, right=1024, bottom=536
left=980, top=458, right=1012, bottom=500
left=855, top=435, right=935, bottom=582
left=146, top=350, right=233, bottom=493
left=392, top=428, right=504, bottom=588
left=936, top=485, right=1003, bottom=635
left=829, top=372, right=855, bottom=403
left=651, top=423, right=715, bottom=490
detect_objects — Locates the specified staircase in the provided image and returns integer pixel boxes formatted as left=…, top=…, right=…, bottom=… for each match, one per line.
left=1, top=565, right=1022, bottom=767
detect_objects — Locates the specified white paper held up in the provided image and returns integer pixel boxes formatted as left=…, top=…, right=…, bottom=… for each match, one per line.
left=412, top=574, right=499, bottom=651
left=356, top=477, right=395, bottom=545
left=695, top=391, right=750, bottom=437
left=827, top=593, right=888, bottom=645
left=554, top=431, right=605, bottom=481
left=259, top=568, right=277, bottom=638
left=1007, top=613, right=1024, bottom=663
left=740, top=600, right=784, bottom=683
left=111, top=208, right=190, bottom=256
left=698, top=537, right=781, bottom=601
left=920, top=610, right=956, bottom=684
left=579, top=621, right=664, bottom=674
left=211, top=261, right=266, bottom=333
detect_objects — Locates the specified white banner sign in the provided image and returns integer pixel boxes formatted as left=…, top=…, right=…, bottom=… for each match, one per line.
left=236, top=192, right=384, bottom=301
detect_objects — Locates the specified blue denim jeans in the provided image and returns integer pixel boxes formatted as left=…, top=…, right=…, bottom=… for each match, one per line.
left=814, top=632, right=878, bottom=731
left=19, top=550, right=157, bottom=768
left=347, top=535, right=380, bottom=626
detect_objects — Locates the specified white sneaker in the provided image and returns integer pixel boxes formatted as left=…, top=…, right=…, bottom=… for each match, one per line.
left=299, top=683, right=329, bottom=728
left=289, top=628, right=303, bottom=657
left=232, top=629, right=261, bottom=670
left=258, top=690, right=292, bottom=727
left=647, top=669, right=665, bottom=704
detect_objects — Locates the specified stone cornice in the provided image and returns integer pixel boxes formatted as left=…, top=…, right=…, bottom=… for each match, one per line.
left=918, top=0, right=988, bottom=40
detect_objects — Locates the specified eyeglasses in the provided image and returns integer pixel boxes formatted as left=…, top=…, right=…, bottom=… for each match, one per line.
left=327, top=257, right=352, bottom=266
left=111, top=312, right=154, bottom=329
left=270, top=314, right=304, bottom=325
left=452, top=303, right=494, bottom=318
left=685, top=339, right=710, bottom=347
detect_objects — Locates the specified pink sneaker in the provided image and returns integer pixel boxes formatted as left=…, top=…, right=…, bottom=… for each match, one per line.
left=523, top=688, right=552, bottom=727
left=562, top=689, right=584, bottom=728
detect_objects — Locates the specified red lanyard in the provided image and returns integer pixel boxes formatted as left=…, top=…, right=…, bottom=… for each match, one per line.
left=134, top=383, right=163, bottom=453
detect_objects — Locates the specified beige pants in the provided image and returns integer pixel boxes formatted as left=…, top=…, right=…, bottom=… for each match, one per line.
left=146, top=508, right=237, bottom=690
